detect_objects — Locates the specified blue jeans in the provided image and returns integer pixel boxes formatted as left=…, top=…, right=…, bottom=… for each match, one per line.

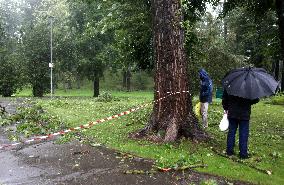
left=226, top=118, right=249, bottom=158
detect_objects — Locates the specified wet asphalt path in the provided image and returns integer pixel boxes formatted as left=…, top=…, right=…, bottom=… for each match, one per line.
left=0, top=140, right=177, bottom=185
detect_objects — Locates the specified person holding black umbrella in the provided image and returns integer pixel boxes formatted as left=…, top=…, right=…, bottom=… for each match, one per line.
left=222, top=90, right=259, bottom=158
left=222, top=67, right=278, bottom=159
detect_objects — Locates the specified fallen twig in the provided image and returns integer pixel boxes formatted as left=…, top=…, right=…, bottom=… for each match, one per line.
left=177, top=164, right=208, bottom=170
left=156, top=163, right=208, bottom=172
left=211, top=148, right=272, bottom=175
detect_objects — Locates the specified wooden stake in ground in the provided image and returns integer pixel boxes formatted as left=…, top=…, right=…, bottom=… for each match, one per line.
left=138, top=0, right=206, bottom=142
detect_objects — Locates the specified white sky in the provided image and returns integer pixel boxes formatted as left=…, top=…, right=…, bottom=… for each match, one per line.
left=206, top=2, right=223, bottom=18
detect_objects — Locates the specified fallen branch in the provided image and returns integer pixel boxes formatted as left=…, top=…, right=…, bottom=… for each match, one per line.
left=177, top=164, right=208, bottom=170
left=211, top=148, right=272, bottom=175
left=156, top=163, right=208, bottom=172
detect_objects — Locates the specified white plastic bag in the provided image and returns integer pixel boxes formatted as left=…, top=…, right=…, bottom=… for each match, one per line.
left=219, top=114, right=229, bottom=131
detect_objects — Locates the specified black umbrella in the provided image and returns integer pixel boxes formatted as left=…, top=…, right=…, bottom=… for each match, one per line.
left=222, top=67, right=279, bottom=100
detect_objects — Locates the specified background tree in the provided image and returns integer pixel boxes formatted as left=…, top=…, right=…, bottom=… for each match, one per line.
left=0, top=0, right=25, bottom=97
left=20, top=0, right=73, bottom=97
left=20, top=0, right=53, bottom=97
left=22, top=24, right=50, bottom=97
left=187, top=12, right=248, bottom=92
left=92, top=0, right=153, bottom=91
left=223, top=0, right=284, bottom=90
left=68, top=1, right=111, bottom=97
left=1, top=0, right=282, bottom=97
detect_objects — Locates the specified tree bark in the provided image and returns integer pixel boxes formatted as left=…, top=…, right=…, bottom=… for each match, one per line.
left=126, top=68, right=131, bottom=91
left=122, top=70, right=127, bottom=89
left=254, top=19, right=264, bottom=68
left=32, top=86, right=44, bottom=97
left=67, top=80, right=72, bottom=89
left=281, top=60, right=284, bottom=92
left=122, top=68, right=131, bottom=91
left=138, top=0, right=204, bottom=142
left=93, top=74, right=100, bottom=97
left=64, top=82, right=67, bottom=92
left=273, top=60, right=280, bottom=81
left=76, top=74, right=81, bottom=89
left=64, top=80, right=72, bottom=91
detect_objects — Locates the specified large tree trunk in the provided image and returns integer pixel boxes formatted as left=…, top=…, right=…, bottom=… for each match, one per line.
left=276, top=0, right=284, bottom=91
left=93, top=74, right=100, bottom=97
left=138, top=0, right=204, bottom=142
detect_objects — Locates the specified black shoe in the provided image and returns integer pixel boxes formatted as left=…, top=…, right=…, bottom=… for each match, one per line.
left=239, top=154, right=249, bottom=159
left=226, top=151, right=235, bottom=156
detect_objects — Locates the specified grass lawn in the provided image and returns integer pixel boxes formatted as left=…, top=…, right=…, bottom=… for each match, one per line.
left=8, top=90, right=284, bottom=184
left=15, top=87, right=154, bottom=99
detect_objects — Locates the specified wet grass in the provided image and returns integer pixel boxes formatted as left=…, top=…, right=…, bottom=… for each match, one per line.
left=6, top=91, right=284, bottom=185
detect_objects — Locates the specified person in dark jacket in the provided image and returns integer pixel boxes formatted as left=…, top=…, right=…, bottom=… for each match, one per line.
left=222, top=89, right=259, bottom=159
left=198, top=69, right=213, bottom=128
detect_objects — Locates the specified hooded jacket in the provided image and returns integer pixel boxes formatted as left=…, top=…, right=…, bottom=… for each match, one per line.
left=199, top=69, right=213, bottom=103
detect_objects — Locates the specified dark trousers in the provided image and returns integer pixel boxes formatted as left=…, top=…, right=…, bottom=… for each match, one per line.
left=226, top=118, right=249, bottom=158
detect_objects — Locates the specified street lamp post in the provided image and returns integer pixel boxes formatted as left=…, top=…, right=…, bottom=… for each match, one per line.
left=49, top=16, right=54, bottom=98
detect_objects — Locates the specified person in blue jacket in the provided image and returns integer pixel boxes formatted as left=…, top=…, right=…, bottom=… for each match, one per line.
left=198, top=69, right=213, bottom=128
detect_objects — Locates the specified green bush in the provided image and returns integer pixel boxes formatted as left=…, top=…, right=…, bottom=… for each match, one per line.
left=0, top=55, right=25, bottom=97
left=270, top=95, right=284, bottom=105
left=96, top=91, right=113, bottom=102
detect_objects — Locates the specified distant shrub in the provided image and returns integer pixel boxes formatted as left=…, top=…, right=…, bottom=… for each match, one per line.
left=270, top=94, right=284, bottom=105
left=96, top=91, right=113, bottom=102
left=0, top=55, right=25, bottom=97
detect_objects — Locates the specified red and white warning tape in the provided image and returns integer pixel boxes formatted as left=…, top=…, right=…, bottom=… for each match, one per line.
left=0, top=91, right=189, bottom=150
